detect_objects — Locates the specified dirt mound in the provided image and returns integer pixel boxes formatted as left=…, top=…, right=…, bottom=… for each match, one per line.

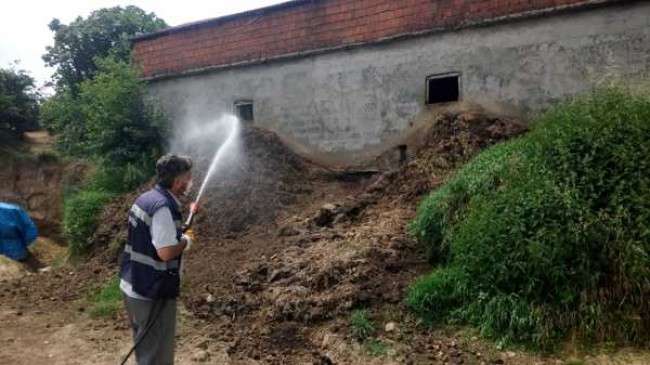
left=176, top=107, right=528, bottom=364
left=366, top=107, right=527, bottom=204
left=193, top=124, right=316, bottom=237
left=90, top=108, right=528, bottom=363
left=93, top=188, right=144, bottom=260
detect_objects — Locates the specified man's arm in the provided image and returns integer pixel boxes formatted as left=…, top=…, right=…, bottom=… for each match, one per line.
left=157, top=239, right=187, bottom=261
left=151, top=207, right=187, bottom=262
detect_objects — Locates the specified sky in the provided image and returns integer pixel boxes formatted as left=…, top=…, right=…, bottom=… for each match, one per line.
left=0, top=0, right=288, bottom=89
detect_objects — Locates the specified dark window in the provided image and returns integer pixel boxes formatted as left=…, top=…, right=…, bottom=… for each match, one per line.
left=426, top=73, right=460, bottom=104
left=234, top=100, right=254, bottom=122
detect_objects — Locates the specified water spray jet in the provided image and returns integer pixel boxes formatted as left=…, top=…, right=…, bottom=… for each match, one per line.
left=183, top=115, right=240, bottom=229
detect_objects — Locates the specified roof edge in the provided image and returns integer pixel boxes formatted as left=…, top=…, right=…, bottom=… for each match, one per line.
left=140, top=0, right=620, bottom=82
left=132, top=0, right=313, bottom=42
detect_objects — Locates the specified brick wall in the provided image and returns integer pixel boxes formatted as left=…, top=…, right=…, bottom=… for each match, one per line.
left=133, top=0, right=601, bottom=78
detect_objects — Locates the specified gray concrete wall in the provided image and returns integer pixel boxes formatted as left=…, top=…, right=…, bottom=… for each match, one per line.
left=149, top=2, right=650, bottom=153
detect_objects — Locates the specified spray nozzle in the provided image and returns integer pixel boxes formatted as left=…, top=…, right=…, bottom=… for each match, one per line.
left=182, top=202, right=199, bottom=232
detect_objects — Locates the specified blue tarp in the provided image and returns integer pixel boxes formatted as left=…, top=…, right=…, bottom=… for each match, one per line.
left=0, top=202, right=38, bottom=260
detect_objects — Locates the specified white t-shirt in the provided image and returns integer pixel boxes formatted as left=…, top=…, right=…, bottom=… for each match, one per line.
left=151, top=207, right=179, bottom=249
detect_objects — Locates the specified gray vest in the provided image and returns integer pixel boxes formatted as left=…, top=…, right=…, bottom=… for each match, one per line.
left=120, top=185, right=183, bottom=298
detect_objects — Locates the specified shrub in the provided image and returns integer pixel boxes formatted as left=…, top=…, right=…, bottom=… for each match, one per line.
left=63, top=189, right=113, bottom=255
left=408, top=89, right=650, bottom=349
left=63, top=159, right=153, bottom=256
left=40, top=56, right=168, bottom=166
left=86, top=159, right=154, bottom=194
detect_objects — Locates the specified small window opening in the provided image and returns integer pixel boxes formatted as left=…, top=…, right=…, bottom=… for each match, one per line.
left=234, top=100, right=254, bottom=122
left=426, top=73, right=460, bottom=104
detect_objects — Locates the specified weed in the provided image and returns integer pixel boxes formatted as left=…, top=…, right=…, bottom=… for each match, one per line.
left=364, top=340, right=390, bottom=356
left=90, top=275, right=122, bottom=318
left=350, top=309, right=375, bottom=341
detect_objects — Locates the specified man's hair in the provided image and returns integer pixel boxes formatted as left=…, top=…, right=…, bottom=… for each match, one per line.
left=156, top=155, right=193, bottom=189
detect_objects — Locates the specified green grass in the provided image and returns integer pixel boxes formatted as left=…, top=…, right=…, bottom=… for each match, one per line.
left=350, top=309, right=375, bottom=341
left=90, top=275, right=122, bottom=318
left=364, top=340, right=391, bottom=356
left=408, top=89, right=650, bottom=349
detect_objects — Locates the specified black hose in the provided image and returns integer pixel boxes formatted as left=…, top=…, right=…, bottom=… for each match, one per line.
left=119, top=299, right=166, bottom=365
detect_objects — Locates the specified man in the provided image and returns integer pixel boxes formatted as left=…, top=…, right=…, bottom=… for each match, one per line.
left=120, top=155, right=197, bottom=365
left=0, top=202, right=38, bottom=261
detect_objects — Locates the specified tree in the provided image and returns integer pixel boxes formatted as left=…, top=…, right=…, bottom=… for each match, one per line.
left=0, top=65, right=40, bottom=136
left=40, top=56, right=168, bottom=164
left=40, top=5, right=169, bottom=163
left=43, top=6, right=167, bottom=92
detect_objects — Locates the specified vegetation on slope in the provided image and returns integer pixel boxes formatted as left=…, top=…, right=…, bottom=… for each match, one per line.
left=408, top=89, right=650, bottom=349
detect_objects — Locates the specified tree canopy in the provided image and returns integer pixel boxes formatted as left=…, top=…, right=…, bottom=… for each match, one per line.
left=40, top=56, right=168, bottom=165
left=0, top=65, right=40, bottom=136
left=43, top=5, right=167, bottom=91
left=40, top=5, right=169, bottom=166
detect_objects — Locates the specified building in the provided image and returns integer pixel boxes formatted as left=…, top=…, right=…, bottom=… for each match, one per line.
left=132, top=0, right=650, bottom=153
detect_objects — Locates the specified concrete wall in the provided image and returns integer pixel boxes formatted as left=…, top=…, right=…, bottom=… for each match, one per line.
left=133, top=0, right=597, bottom=78
left=149, top=2, right=650, bottom=152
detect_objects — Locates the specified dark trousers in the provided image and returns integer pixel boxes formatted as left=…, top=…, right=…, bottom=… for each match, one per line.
left=123, top=295, right=177, bottom=365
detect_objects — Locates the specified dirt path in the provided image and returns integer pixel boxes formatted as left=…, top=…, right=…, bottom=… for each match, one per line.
left=0, top=301, right=238, bottom=365
left=23, top=131, right=54, bottom=155
left=0, top=306, right=129, bottom=365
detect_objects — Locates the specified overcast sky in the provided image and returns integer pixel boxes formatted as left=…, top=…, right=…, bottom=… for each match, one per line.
left=0, top=0, right=288, bottom=88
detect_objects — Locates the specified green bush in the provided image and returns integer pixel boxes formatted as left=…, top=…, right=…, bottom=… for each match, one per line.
left=86, top=159, right=154, bottom=194
left=63, top=160, right=153, bottom=256
left=64, top=189, right=113, bottom=255
left=408, top=89, right=650, bottom=349
left=41, top=56, right=168, bottom=165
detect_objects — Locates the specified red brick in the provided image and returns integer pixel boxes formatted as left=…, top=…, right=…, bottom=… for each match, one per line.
left=133, top=0, right=592, bottom=77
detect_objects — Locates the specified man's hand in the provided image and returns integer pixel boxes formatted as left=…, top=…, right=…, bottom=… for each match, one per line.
left=182, top=229, right=196, bottom=251
left=189, top=202, right=201, bottom=214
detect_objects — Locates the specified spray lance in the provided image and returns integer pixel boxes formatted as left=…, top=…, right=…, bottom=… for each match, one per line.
left=182, top=202, right=199, bottom=232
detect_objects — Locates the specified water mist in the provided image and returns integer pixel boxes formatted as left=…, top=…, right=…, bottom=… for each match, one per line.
left=182, top=114, right=241, bottom=227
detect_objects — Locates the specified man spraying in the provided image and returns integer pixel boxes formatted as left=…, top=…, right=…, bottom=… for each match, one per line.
left=119, top=155, right=198, bottom=365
